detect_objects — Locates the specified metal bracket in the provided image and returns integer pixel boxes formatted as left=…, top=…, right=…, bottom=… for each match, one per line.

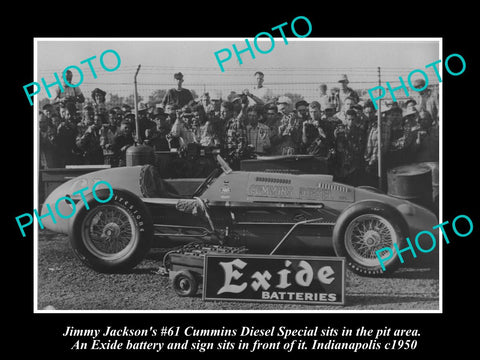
left=269, top=217, right=324, bottom=255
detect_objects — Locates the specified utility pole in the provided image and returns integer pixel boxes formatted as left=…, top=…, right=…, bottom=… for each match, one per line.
left=377, top=66, right=384, bottom=191
left=134, top=64, right=141, bottom=144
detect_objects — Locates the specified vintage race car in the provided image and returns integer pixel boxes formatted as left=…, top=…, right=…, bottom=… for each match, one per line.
left=41, top=156, right=438, bottom=276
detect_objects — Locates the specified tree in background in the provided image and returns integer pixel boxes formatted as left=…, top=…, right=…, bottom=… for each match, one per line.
left=148, top=89, right=167, bottom=108
left=283, top=92, right=304, bottom=107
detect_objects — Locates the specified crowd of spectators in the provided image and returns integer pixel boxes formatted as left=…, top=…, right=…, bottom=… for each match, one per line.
left=39, top=70, right=439, bottom=186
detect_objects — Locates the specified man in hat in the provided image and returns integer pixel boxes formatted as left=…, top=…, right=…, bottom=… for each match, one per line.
left=409, top=78, right=439, bottom=124
left=230, top=93, right=249, bottom=124
left=75, top=113, right=104, bottom=165
left=322, top=103, right=339, bottom=122
left=277, top=96, right=301, bottom=155
left=221, top=101, right=247, bottom=168
left=162, top=72, right=194, bottom=109
left=56, top=102, right=79, bottom=166
left=111, top=120, right=135, bottom=167
left=207, top=91, right=222, bottom=118
left=295, top=100, right=310, bottom=124
left=91, top=88, right=107, bottom=119
left=401, top=100, right=437, bottom=163
left=385, top=102, right=415, bottom=168
left=332, top=109, right=365, bottom=186
left=42, top=103, right=61, bottom=127
left=137, top=101, right=156, bottom=141
left=337, top=74, right=359, bottom=111
left=245, top=104, right=271, bottom=155
left=263, top=102, right=282, bottom=155
left=170, top=105, right=197, bottom=147
left=59, top=101, right=80, bottom=125
left=145, top=109, right=172, bottom=152
left=53, top=69, right=85, bottom=105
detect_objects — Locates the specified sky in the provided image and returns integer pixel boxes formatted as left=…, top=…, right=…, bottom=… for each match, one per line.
left=35, top=38, right=441, bottom=103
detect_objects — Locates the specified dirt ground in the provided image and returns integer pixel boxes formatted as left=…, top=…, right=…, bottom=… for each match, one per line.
left=37, top=230, right=439, bottom=311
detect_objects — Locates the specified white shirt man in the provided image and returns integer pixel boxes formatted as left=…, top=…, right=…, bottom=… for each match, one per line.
left=247, top=71, right=273, bottom=106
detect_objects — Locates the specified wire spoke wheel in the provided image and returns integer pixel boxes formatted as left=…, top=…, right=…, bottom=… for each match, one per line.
left=82, top=205, right=137, bottom=260
left=345, top=214, right=398, bottom=267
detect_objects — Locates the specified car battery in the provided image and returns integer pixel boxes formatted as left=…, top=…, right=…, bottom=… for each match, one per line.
left=161, top=243, right=248, bottom=297
left=166, top=243, right=248, bottom=275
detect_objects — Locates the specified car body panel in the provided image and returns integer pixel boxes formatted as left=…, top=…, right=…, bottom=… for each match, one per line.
left=40, top=164, right=439, bottom=256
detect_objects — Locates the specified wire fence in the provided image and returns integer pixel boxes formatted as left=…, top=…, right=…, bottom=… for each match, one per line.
left=37, top=65, right=440, bottom=109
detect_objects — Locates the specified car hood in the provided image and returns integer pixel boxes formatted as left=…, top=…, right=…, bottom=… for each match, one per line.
left=40, top=166, right=146, bottom=234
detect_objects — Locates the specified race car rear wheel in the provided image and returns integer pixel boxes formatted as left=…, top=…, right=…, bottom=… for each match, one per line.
left=69, top=189, right=153, bottom=273
left=332, top=201, right=409, bottom=276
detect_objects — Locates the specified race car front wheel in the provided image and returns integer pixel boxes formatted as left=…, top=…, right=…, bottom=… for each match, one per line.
left=69, top=189, right=153, bottom=273
left=332, top=201, right=409, bottom=276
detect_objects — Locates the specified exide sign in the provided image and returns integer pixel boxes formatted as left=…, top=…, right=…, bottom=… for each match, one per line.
left=203, top=254, right=345, bottom=305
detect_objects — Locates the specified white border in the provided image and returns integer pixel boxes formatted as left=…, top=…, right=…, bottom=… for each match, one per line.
left=33, top=37, right=442, bottom=314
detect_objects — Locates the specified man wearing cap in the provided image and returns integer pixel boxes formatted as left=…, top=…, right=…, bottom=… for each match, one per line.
left=56, top=103, right=79, bottom=166
left=42, top=104, right=61, bottom=127
left=322, top=103, right=339, bottom=122
left=385, top=103, right=415, bottom=168
left=207, top=91, right=222, bottom=118
left=221, top=101, right=247, bottom=168
left=91, top=88, right=107, bottom=119
left=336, top=74, right=359, bottom=112
left=75, top=112, right=104, bottom=165
left=230, top=93, right=249, bottom=123
left=170, top=105, right=197, bottom=148
left=295, top=100, right=310, bottom=123
left=332, top=109, right=365, bottom=185
left=137, top=101, right=156, bottom=141
left=111, top=120, right=135, bottom=167
left=162, top=72, right=194, bottom=109
left=246, top=104, right=271, bottom=155
left=263, top=103, right=282, bottom=155
left=277, top=96, right=301, bottom=155
left=408, top=78, right=439, bottom=124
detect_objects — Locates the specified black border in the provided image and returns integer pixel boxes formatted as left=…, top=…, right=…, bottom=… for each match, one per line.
left=10, top=8, right=478, bottom=356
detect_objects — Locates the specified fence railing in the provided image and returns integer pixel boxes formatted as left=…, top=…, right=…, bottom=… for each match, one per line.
left=37, top=65, right=440, bottom=109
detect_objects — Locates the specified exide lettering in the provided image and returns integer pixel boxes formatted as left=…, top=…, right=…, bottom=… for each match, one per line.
left=217, top=259, right=335, bottom=295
